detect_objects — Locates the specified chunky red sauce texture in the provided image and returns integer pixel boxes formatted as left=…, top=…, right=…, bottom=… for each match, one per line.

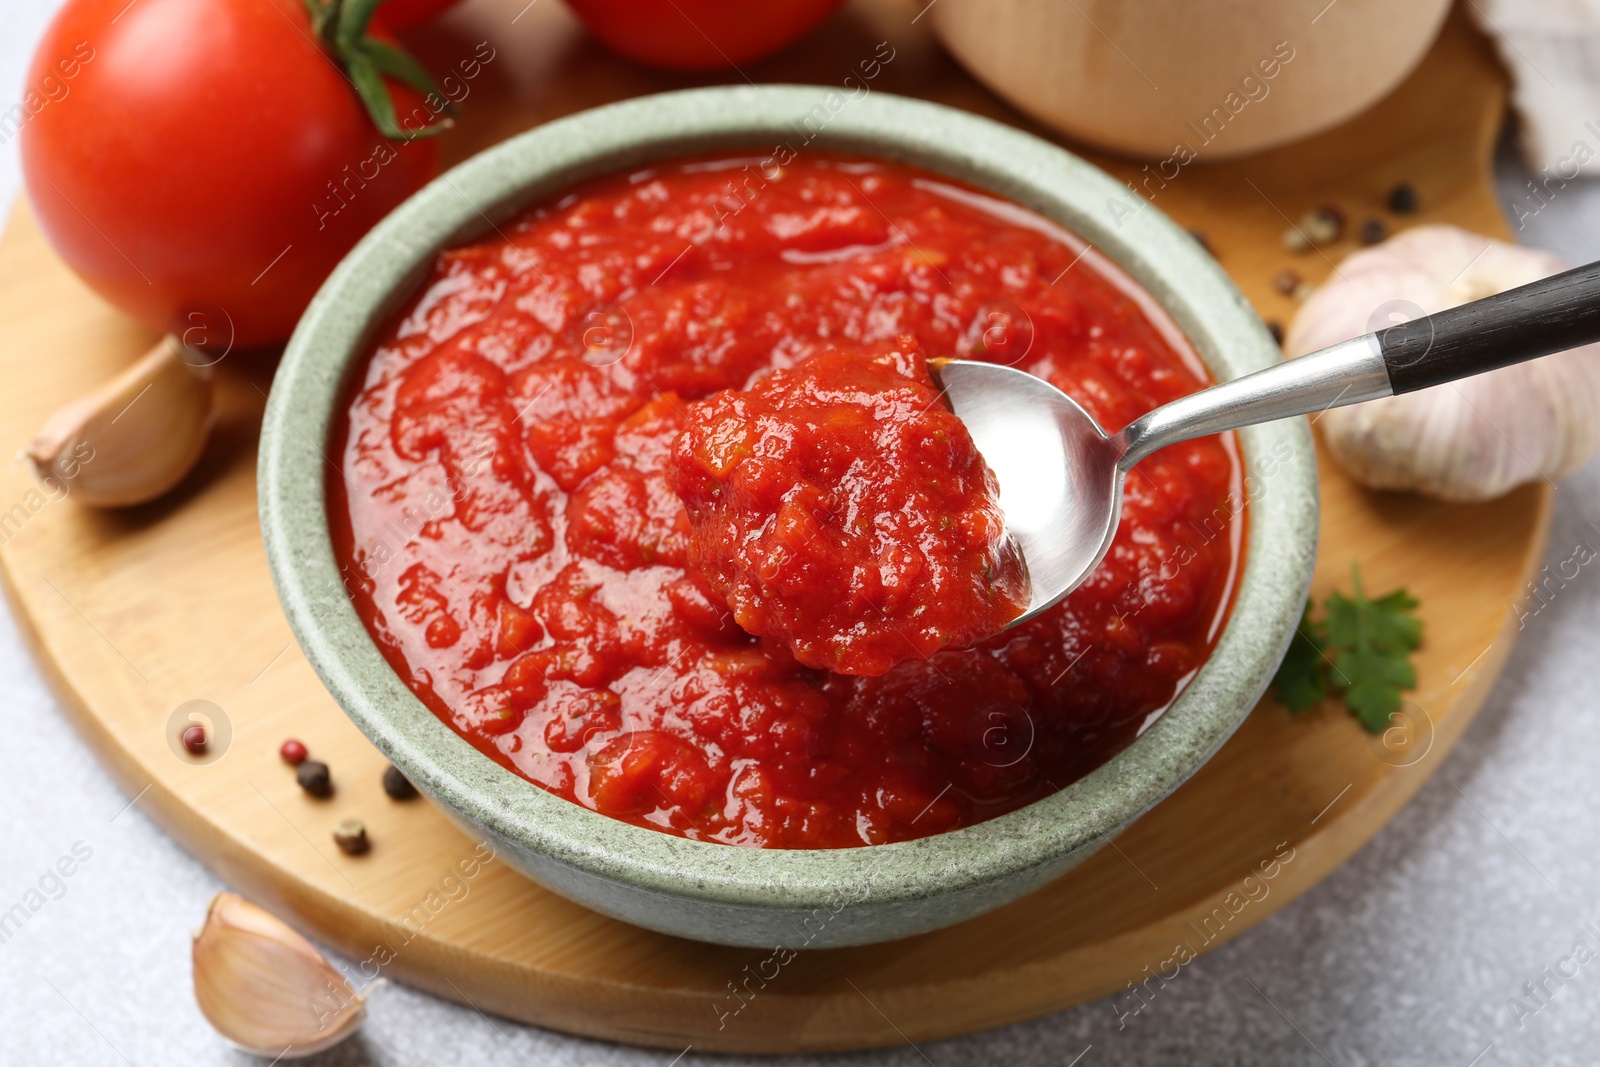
left=671, top=339, right=1028, bottom=677
left=331, top=153, right=1243, bottom=849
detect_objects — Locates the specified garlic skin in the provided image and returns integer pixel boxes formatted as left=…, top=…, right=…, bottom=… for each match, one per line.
left=27, top=334, right=213, bottom=507
left=1285, top=225, right=1600, bottom=502
left=192, top=892, right=367, bottom=1058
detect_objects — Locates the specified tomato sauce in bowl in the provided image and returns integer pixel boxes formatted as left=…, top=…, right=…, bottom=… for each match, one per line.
left=330, top=152, right=1243, bottom=849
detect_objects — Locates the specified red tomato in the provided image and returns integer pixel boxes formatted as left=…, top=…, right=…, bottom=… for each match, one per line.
left=375, top=0, right=467, bottom=31
left=563, top=0, right=846, bottom=71
left=21, top=0, right=442, bottom=348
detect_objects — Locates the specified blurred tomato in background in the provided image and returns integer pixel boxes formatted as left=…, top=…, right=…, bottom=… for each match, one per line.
left=563, top=0, right=847, bottom=70
left=374, top=0, right=468, bottom=30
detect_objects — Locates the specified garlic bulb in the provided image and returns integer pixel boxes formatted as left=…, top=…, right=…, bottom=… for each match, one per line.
left=1286, top=224, right=1600, bottom=501
left=192, top=892, right=367, bottom=1058
left=27, top=334, right=213, bottom=507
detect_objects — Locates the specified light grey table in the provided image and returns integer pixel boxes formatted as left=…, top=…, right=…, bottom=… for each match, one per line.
left=4, top=7, right=1600, bottom=1063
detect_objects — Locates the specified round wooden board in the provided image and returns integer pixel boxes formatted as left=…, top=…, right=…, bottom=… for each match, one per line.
left=0, top=1, right=1551, bottom=1054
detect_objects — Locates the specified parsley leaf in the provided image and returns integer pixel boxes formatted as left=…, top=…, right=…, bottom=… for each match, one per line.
left=1273, top=565, right=1423, bottom=733
left=1272, top=602, right=1329, bottom=713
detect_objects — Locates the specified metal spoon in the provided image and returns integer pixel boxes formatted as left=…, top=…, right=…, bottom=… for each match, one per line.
left=937, top=259, right=1600, bottom=627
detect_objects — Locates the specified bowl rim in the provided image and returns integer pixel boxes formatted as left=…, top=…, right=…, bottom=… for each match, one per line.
left=259, top=84, right=1317, bottom=911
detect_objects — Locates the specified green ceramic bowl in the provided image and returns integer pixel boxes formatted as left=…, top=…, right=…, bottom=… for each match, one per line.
left=259, top=86, right=1317, bottom=948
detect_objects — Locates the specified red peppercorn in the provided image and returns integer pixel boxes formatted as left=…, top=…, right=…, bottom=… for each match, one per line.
left=280, top=739, right=308, bottom=765
left=181, top=724, right=208, bottom=755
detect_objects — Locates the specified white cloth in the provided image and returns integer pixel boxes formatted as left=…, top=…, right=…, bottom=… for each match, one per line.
left=1472, top=0, right=1600, bottom=176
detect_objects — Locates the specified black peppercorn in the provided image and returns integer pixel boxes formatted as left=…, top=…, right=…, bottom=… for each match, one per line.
left=1387, top=183, right=1418, bottom=214
left=1358, top=218, right=1388, bottom=245
left=296, top=759, right=332, bottom=798
left=382, top=764, right=418, bottom=801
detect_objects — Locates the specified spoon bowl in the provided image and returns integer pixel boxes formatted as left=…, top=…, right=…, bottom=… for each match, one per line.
left=935, top=360, right=1125, bottom=626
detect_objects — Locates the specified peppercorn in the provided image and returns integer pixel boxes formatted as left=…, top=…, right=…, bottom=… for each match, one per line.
left=382, top=764, right=418, bottom=801
left=181, top=724, right=208, bottom=756
left=1187, top=228, right=1213, bottom=255
left=1265, top=320, right=1285, bottom=346
left=1359, top=218, right=1388, bottom=245
left=332, top=818, right=369, bottom=856
left=1387, top=183, right=1418, bottom=214
left=1302, top=206, right=1343, bottom=244
left=296, top=759, right=332, bottom=798
left=279, top=739, right=308, bottom=765
left=1272, top=268, right=1302, bottom=296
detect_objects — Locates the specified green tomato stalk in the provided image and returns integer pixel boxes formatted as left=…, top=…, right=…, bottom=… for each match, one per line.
left=301, top=0, right=456, bottom=141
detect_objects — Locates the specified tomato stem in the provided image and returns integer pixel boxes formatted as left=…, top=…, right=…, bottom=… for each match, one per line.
left=300, top=0, right=455, bottom=142
left=334, top=0, right=385, bottom=49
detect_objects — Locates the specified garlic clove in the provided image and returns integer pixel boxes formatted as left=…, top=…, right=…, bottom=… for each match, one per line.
left=27, top=334, right=213, bottom=508
left=192, top=892, right=367, bottom=1058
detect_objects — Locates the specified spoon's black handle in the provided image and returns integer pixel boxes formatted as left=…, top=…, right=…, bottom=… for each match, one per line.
left=1379, top=259, right=1600, bottom=394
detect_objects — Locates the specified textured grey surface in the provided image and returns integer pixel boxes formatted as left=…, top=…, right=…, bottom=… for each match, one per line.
left=5, top=8, right=1600, bottom=1065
